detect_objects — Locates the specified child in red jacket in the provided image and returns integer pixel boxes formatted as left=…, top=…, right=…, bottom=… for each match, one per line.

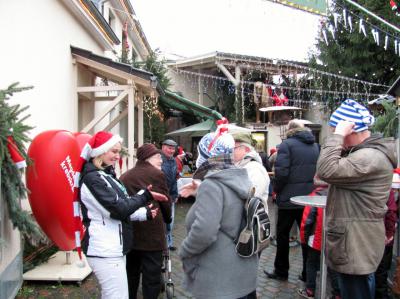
left=297, top=177, right=341, bottom=299
left=374, top=169, right=399, bottom=299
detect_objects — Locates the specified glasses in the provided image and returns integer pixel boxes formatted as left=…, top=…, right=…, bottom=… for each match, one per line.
left=234, top=145, right=245, bottom=150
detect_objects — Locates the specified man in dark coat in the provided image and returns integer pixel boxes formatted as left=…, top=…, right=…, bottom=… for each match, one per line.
left=265, top=119, right=319, bottom=281
left=120, top=143, right=172, bottom=299
left=161, top=139, right=178, bottom=250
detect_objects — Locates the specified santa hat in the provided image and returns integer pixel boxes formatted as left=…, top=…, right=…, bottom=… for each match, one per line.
left=178, top=146, right=184, bottom=155
left=7, top=135, right=26, bottom=169
left=80, top=131, right=123, bottom=161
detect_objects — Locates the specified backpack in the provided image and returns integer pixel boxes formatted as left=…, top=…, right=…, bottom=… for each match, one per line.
left=222, top=189, right=271, bottom=258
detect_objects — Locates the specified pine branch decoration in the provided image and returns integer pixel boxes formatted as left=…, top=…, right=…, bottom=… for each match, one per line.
left=0, top=83, right=42, bottom=240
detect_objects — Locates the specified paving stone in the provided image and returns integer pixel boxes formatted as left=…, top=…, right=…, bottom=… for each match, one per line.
left=166, top=201, right=319, bottom=298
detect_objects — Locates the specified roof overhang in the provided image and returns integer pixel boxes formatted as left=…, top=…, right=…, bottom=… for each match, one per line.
left=168, top=51, right=308, bottom=75
left=71, top=46, right=162, bottom=95
left=61, top=0, right=119, bottom=51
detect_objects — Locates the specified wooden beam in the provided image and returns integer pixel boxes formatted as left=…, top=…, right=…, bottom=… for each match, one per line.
left=74, top=55, right=152, bottom=89
left=127, top=85, right=136, bottom=169
left=137, top=91, right=144, bottom=147
left=235, top=65, right=242, bottom=124
left=102, top=108, right=128, bottom=131
left=92, top=96, right=124, bottom=101
left=77, top=85, right=130, bottom=93
left=81, top=89, right=129, bottom=133
left=216, top=62, right=238, bottom=86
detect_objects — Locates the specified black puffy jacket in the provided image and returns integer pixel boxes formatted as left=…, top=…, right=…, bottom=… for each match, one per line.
left=274, top=128, right=320, bottom=209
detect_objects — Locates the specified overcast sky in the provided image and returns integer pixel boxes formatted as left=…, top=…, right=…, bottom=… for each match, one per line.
left=133, top=0, right=323, bottom=62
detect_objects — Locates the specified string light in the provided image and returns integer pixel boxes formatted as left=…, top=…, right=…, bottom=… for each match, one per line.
left=325, top=2, right=400, bottom=55
left=184, top=52, right=389, bottom=87
left=171, top=68, right=384, bottom=96
left=170, top=68, right=384, bottom=109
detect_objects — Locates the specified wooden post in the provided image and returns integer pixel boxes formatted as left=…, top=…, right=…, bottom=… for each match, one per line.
left=235, top=65, right=242, bottom=125
left=127, top=83, right=136, bottom=169
left=137, top=91, right=144, bottom=147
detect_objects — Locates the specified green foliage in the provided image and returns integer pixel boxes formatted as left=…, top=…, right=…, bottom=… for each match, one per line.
left=138, top=50, right=171, bottom=91
left=143, top=113, right=166, bottom=144
left=372, top=101, right=398, bottom=137
left=134, top=50, right=171, bottom=144
left=0, top=83, right=42, bottom=240
left=309, top=0, right=400, bottom=90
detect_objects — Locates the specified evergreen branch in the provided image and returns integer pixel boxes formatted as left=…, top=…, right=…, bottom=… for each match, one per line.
left=0, top=83, right=41, bottom=241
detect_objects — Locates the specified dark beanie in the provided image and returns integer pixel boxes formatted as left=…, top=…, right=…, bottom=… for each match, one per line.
left=136, top=143, right=160, bottom=161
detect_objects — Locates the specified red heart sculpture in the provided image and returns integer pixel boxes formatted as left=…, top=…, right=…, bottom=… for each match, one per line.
left=26, top=130, right=87, bottom=251
left=73, top=132, right=92, bottom=151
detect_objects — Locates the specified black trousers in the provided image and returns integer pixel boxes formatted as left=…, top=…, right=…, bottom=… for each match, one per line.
left=306, top=247, right=320, bottom=291
left=375, top=245, right=394, bottom=299
left=274, top=208, right=306, bottom=278
left=126, top=249, right=163, bottom=299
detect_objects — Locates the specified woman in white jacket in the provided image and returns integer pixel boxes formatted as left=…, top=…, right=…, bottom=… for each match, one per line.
left=79, top=131, right=167, bottom=299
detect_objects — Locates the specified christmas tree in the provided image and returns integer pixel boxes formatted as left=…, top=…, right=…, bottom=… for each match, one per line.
left=0, top=83, right=41, bottom=240
left=309, top=0, right=400, bottom=92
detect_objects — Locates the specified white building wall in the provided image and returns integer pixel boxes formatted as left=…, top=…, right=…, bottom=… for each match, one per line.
left=0, top=1, right=139, bottom=295
left=0, top=0, right=106, bottom=139
left=168, top=70, right=215, bottom=108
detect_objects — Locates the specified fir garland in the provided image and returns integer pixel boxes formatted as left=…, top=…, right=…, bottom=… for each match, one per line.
left=0, top=83, right=42, bottom=240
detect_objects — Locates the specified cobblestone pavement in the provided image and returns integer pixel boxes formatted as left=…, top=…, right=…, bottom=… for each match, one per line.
left=169, top=200, right=306, bottom=299
left=17, top=200, right=308, bottom=299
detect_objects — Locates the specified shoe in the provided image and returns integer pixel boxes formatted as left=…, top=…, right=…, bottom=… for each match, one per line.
left=298, top=274, right=306, bottom=282
left=264, top=270, right=288, bottom=281
left=168, top=246, right=177, bottom=251
left=297, top=288, right=314, bottom=298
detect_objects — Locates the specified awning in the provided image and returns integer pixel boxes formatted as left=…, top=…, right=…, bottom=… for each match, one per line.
left=160, top=90, right=223, bottom=120
left=166, top=119, right=216, bottom=137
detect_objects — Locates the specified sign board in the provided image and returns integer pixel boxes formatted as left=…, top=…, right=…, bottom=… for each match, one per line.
left=266, top=0, right=327, bottom=16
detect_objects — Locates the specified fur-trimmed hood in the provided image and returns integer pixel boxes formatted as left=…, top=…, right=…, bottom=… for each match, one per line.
left=286, top=127, right=315, bottom=144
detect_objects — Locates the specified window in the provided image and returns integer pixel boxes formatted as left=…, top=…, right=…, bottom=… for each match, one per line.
left=108, top=11, right=115, bottom=31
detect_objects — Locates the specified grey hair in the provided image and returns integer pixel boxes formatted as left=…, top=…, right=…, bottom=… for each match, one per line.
left=288, top=119, right=305, bottom=130
left=237, top=142, right=255, bottom=152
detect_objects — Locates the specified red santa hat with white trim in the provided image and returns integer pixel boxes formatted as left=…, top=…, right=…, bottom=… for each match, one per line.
left=80, top=131, right=123, bottom=161
left=7, top=135, right=27, bottom=169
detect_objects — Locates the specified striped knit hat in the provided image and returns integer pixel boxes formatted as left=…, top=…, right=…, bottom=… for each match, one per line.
left=196, top=132, right=235, bottom=168
left=329, top=99, right=374, bottom=132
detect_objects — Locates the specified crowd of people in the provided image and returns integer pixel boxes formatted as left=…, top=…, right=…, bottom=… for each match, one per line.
left=77, top=98, right=398, bottom=299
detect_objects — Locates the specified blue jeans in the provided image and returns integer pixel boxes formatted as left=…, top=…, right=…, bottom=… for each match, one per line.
left=166, top=202, right=175, bottom=247
left=337, top=272, right=375, bottom=299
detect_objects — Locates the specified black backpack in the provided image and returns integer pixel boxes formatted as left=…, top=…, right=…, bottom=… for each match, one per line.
left=223, top=189, right=271, bottom=258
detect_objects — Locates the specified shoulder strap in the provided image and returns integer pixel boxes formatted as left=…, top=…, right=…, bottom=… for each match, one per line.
left=220, top=187, right=255, bottom=241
